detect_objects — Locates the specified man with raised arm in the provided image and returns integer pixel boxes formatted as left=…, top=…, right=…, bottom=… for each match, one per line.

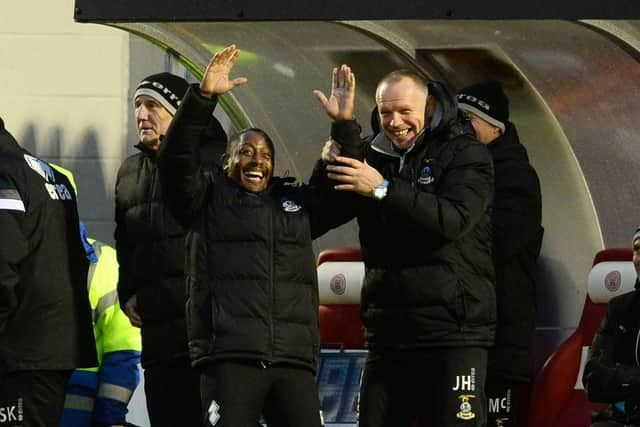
left=158, top=45, right=344, bottom=427
left=312, top=67, right=496, bottom=426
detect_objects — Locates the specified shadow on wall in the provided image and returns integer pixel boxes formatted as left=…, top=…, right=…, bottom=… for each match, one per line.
left=18, top=123, right=116, bottom=245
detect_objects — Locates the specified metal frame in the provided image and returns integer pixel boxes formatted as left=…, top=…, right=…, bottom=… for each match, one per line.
left=74, top=0, right=640, bottom=22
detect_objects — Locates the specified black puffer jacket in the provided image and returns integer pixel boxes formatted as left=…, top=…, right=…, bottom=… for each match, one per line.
left=583, top=285, right=640, bottom=424
left=158, top=87, right=341, bottom=371
left=115, top=127, right=221, bottom=366
left=319, top=81, right=496, bottom=350
left=486, top=123, right=543, bottom=381
left=0, top=118, right=96, bottom=374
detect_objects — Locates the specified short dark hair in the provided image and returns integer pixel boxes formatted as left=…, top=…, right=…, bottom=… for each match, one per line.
left=224, top=128, right=275, bottom=168
left=377, top=70, right=428, bottom=97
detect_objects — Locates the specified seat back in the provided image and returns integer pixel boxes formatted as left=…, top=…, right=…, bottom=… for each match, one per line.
left=528, top=248, right=634, bottom=427
left=317, top=247, right=365, bottom=349
left=316, top=248, right=366, bottom=426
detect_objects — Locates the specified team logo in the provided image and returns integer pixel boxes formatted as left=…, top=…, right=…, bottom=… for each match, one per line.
left=456, top=394, right=476, bottom=420
left=330, top=273, right=347, bottom=295
left=604, top=270, right=621, bottom=292
left=282, top=200, right=302, bottom=212
left=208, top=400, right=220, bottom=425
left=417, top=165, right=435, bottom=185
left=24, top=154, right=55, bottom=182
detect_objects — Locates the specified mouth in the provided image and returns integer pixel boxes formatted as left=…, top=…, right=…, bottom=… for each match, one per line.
left=243, top=170, right=264, bottom=183
left=392, top=128, right=410, bottom=138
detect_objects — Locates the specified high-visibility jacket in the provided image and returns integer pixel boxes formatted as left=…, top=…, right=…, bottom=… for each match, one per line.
left=59, top=230, right=142, bottom=427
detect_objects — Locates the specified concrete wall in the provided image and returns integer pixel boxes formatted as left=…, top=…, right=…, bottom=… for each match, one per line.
left=0, top=0, right=171, bottom=244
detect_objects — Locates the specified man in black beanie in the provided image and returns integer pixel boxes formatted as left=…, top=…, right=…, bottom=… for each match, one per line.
left=115, top=72, right=225, bottom=426
left=458, top=80, right=544, bottom=427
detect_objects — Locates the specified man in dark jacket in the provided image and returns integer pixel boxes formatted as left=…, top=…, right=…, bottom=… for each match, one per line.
left=158, top=45, right=343, bottom=427
left=313, top=66, right=495, bottom=426
left=583, top=227, right=640, bottom=427
left=115, top=72, right=207, bottom=426
left=0, top=117, right=97, bottom=426
left=457, top=80, right=543, bottom=427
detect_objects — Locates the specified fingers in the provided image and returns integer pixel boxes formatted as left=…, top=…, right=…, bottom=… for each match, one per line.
left=332, top=155, right=361, bottom=167
left=231, top=77, right=249, bottom=87
left=313, top=90, right=329, bottom=107
left=126, top=308, right=143, bottom=327
left=327, top=172, right=356, bottom=183
left=336, top=64, right=354, bottom=89
left=331, top=67, right=337, bottom=90
left=334, top=184, right=356, bottom=191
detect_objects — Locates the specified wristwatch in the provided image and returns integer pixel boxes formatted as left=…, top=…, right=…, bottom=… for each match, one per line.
left=372, top=179, right=389, bottom=201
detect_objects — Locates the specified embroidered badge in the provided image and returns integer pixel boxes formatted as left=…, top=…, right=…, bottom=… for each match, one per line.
left=417, top=165, right=434, bottom=185
left=24, top=154, right=55, bottom=182
left=456, top=394, right=476, bottom=420
left=282, top=200, right=302, bottom=212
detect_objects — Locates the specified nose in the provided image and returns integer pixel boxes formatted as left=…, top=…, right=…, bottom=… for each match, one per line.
left=136, top=104, right=149, bottom=120
left=389, top=112, right=401, bottom=128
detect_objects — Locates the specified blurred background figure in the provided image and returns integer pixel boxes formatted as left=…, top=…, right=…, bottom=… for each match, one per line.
left=115, top=72, right=204, bottom=426
left=458, top=80, right=543, bottom=427
left=53, top=165, right=142, bottom=427
left=582, top=227, right=640, bottom=427
left=0, top=117, right=97, bottom=427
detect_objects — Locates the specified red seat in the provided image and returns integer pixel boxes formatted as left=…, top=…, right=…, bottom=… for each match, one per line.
left=317, top=247, right=365, bottom=349
left=528, top=248, right=634, bottom=427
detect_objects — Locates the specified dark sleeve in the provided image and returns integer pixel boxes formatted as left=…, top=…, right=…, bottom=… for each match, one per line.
left=158, top=84, right=217, bottom=227
left=383, top=141, right=494, bottom=240
left=330, top=120, right=367, bottom=161
left=492, top=161, right=543, bottom=260
left=305, top=120, right=366, bottom=237
left=305, top=162, right=358, bottom=239
left=114, top=170, right=135, bottom=310
left=0, top=169, right=29, bottom=333
left=583, top=301, right=640, bottom=403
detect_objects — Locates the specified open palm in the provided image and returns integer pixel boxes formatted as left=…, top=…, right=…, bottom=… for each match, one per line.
left=314, top=64, right=356, bottom=121
left=200, top=44, right=248, bottom=97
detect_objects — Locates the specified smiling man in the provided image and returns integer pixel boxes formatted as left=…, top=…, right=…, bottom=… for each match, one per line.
left=158, top=45, right=344, bottom=427
left=313, top=68, right=496, bottom=427
left=114, top=72, right=206, bottom=427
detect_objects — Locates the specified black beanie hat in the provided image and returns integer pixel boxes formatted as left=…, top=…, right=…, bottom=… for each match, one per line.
left=134, top=72, right=189, bottom=116
left=457, top=80, right=509, bottom=133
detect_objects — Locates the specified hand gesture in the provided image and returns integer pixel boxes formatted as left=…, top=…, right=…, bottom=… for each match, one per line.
left=200, top=44, right=249, bottom=98
left=124, top=295, right=143, bottom=328
left=326, top=156, right=384, bottom=197
left=313, top=64, right=356, bottom=121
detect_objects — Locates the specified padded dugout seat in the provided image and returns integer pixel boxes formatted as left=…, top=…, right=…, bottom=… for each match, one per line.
left=316, top=247, right=365, bottom=349
left=528, top=248, right=635, bottom=427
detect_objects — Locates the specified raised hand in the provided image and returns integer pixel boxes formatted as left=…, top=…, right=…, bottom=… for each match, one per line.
left=313, top=64, right=356, bottom=121
left=200, top=44, right=249, bottom=98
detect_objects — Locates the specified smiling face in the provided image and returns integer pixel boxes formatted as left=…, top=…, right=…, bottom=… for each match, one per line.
left=376, top=76, right=427, bottom=151
left=135, top=95, right=173, bottom=151
left=225, top=130, right=274, bottom=193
